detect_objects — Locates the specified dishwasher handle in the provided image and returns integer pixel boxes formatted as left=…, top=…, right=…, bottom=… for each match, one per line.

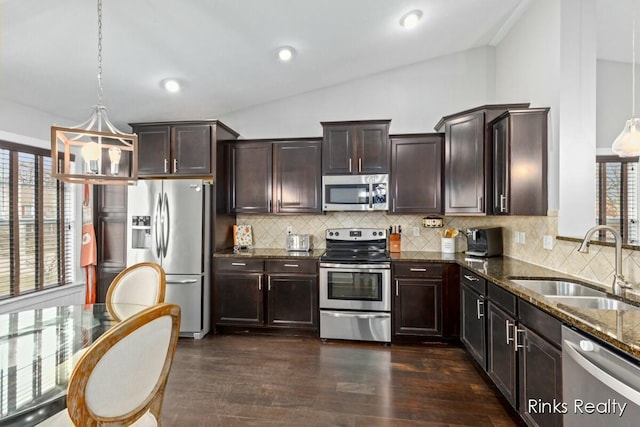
left=564, top=339, right=640, bottom=406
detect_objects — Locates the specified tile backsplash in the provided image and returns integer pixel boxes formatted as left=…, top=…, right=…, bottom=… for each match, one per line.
left=237, top=212, right=640, bottom=292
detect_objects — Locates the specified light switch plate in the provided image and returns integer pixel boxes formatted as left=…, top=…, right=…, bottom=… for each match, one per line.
left=413, top=226, right=420, bottom=237
left=543, top=235, right=554, bottom=250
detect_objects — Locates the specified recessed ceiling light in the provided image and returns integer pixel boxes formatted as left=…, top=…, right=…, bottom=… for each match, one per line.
left=161, top=79, right=181, bottom=93
left=400, top=10, right=423, bottom=29
left=277, top=46, right=296, bottom=62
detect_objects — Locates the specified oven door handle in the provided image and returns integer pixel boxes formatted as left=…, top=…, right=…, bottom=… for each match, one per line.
left=323, top=311, right=389, bottom=319
left=320, top=263, right=390, bottom=270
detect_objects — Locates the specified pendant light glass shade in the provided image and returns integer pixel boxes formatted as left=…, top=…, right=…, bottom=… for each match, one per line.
left=612, top=117, right=640, bottom=157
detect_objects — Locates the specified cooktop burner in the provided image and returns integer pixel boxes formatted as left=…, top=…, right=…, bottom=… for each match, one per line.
left=321, top=228, right=390, bottom=263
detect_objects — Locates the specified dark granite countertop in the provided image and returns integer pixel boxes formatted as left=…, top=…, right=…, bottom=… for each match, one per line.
left=214, top=248, right=640, bottom=359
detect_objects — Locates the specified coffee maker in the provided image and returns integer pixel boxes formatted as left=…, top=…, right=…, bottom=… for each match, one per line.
left=466, top=227, right=503, bottom=257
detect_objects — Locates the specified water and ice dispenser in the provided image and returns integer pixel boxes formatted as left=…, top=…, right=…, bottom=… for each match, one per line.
left=131, top=215, right=152, bottom=249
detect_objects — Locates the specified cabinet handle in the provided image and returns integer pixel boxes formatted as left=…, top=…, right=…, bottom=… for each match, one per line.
left=231, top=262, right=246, bottom=266
left=258, top=275, right=262, bottom=291
left=267, top=276, right=271, bottom=291
left=278, top=199, right=282, bottom=211
left=395, top=280, right=399, bottom=297
left=514, top=327, right=526, bottom=352
left=164, top=159, right=169, bottom=174
left=268, top=199, right=272, bottom=213
left=283, top=264, right=299, bottom=268
left=477, top=196, right=483, bottom=211
left=349, top=158, right=352, bottom=173
left=393, top=198, right=396, bottom=211
left=464, top=274, right=479, bottom=282
left=410, top=268, right=427, bottom=272
left=173, top=158, right=178, bottom=173
left=476, top=298, right=484, bottom=319
left=358, top=158, right=362, bottom=172
left=500, top=194, right=507, bottom=213
left=506, top=320, right=514, bottom=345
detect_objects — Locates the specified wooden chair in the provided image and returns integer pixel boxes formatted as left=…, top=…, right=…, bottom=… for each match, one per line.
left=106, top=262, right=166, bottom=320
left=38, top=303, right=181, bottom=426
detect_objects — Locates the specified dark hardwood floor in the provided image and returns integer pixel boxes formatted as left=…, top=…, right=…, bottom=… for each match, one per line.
left=161, top=335, right=523, bottom=426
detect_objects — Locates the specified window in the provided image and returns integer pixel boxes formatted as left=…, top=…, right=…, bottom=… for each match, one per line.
left=0, top=141, right=75, bottom=299
left=595, top=155, right=638, bottom=244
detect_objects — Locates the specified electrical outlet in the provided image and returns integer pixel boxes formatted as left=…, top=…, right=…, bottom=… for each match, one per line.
left=514, top=231, right=520, bottom=244
left=286, top=226, right=293, bottom=235
left=413, top=226, right=420, bottom=237
left=520, top=231, right=526, bottom=244
left=543, top=235, right=554, bottom=250
left=514, top=231, right=526, bottom=244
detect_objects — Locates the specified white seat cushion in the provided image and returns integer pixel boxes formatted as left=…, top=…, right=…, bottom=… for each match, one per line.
left=37, top=408, right=158, bottom=426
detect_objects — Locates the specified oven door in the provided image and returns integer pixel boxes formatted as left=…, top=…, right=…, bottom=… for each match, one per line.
left=322, top=174, right=388, bottom=211
left=319, top=263, right=391, bottom=311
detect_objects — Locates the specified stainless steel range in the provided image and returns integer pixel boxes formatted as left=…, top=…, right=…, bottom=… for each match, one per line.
left=319, top=228, right=391, bottom=343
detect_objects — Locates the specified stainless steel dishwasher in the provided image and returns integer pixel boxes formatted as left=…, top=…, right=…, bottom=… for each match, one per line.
left=562, top=326, right=640, bottom=426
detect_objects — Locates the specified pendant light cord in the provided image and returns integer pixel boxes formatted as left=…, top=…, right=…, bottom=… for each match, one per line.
left=97, top=0, right=104, bottom=108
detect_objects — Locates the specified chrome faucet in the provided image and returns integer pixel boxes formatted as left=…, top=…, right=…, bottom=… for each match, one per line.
left=577, top=225, right=633, bottom=297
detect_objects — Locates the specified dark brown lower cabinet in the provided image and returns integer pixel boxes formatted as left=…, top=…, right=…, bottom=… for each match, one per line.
left=215, top=272, right=264, bottom=326
left=214, top=258, right=318, bottom=333
left=487, top=301, right=518, bottom=407
left=267, top=274, right=318, bottom=329
left=518, top=326, right=563, bottom=427
left=460, top=283, right=487, bottom=368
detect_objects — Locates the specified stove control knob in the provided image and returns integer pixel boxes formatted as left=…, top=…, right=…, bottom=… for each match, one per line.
left=335, top=232, right=340, bottom=236
left=329, top=232, right=334, bottom=237
left=372, top=231, right=377, bottom=236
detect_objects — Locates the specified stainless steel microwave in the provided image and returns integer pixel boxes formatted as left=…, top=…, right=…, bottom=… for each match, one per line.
left=322, top=174, right=389, bottom=211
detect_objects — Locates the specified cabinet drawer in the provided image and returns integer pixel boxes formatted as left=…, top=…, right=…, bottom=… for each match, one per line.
left=266, top=259, right=317, bottom=275
left=216, top=258, right=264, bottom=272
left=394, top=262, right=442, bottom=278
left=518, top=299, right=562, bottom=347
left=488, top=282, right=516, bottom=316
left=460, top=268, right=486, bottom=294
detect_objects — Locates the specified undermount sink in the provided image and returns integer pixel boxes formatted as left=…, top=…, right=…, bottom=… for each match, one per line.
left=509, top=279, right=606, bottom=297
left=545, top=296, right=640, bottom=311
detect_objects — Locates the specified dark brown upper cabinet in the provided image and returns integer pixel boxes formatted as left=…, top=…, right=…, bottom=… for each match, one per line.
left=389, top=133, right=443, bottom=214
left=435, top=104, right=529, bottom=215
left=130, top=120, right=239, bottom=178
left=321, top=120, right=390, bottom=175
left=490, top=108, right=549, bottom=216
left=228, top=139, right=322, bottom=214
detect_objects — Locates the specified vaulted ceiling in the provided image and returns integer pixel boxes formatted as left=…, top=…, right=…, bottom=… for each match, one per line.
left=0, top=0, right=631, bottom=130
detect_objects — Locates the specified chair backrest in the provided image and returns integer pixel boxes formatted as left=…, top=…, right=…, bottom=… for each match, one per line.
left=66, top=303, right=181, bottom=426
left=106, top=262, right=166, bottom=306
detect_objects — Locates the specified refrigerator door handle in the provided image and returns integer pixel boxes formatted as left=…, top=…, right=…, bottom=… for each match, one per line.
left=154, top=193, right=163, bottom=258
left=162, top=192, right=170, bottom=258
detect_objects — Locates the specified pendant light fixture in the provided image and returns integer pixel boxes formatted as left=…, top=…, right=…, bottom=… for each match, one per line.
left=51, top=0, right=138, bottom=185
left=612, top=12, right=640, bottom=157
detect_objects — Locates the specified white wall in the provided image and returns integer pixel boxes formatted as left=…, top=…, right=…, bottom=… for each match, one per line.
left=597, top=59, right=640, bottom=148
left=0, top=99, right=75, bottom=142
left=218, top=47, right=496, bottom=138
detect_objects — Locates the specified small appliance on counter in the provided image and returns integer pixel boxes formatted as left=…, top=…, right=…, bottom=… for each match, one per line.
left=466, top=226, right=503, bottom=257
left=389, top=225, right=401, bottom=253
left=286, top=234, right=312, bottom=252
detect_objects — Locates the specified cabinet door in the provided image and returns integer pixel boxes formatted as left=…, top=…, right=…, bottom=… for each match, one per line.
left=214, top=273, right=263, bottom=326
left=393, top=278, right=442, bottom=337
left=273, top=141, right=322, bottom=213
left=267, top=274, right=318, bottom=329
left=172, top=124, right=211, bottom=175
left=389, top=135, right=442, bottom=213
left=135, top=125, right=171, bottom=176
left=487, top=302, right=517, bottom=407
left=228, top=142, right=273, bottom=213
left=322, top=125, right=354, bottom=174
left=460, top=284, right=486, bottom=369
left=444, top=112, right=485, bottom=214
left=492, top=117, right=509, bottom=214
left=356, top=123, right=389, bottom=174
left=519, top=327, right=562, bottom=427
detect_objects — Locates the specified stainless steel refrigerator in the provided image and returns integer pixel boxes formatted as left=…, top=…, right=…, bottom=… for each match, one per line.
left=126, top=179, right=211, bottom=338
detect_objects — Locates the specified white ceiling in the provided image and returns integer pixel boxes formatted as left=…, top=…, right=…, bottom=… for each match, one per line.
left=0, top=0, right=633, bottom=131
